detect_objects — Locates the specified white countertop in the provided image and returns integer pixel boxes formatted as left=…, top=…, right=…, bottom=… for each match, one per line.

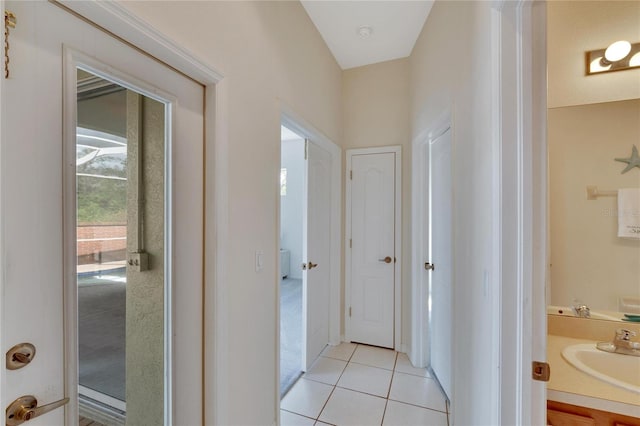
left=547, top=334, right=640, bottom=418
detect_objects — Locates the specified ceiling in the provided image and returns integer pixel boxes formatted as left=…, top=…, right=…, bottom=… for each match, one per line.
left=300, top=1, right=434, bottom=70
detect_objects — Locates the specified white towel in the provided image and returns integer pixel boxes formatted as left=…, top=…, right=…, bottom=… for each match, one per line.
left=618, top=188, right=640, bottom=239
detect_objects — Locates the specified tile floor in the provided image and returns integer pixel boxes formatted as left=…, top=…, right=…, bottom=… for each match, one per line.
left=281, top=343, right=450, bottom=426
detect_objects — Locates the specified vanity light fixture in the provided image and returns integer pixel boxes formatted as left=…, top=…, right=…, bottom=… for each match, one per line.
left=586, top=40, right=640, bottom=75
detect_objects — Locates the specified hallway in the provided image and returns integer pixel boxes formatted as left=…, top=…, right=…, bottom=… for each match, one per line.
left=281, top=343, right=449, bottom=425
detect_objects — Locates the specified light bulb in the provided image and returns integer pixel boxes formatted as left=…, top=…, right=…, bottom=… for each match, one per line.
left=604, top=40, right=632, bottom=62
left=591, top=57, right=611, bottom=73
left=630, top=51, right=640, bottom=67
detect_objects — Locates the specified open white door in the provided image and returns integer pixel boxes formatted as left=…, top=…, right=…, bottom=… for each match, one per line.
left=427, top=128, right=453, bottom=400
left=1, top=2, right=203, bottom=424
left=302, top=140, right=331, bottom=370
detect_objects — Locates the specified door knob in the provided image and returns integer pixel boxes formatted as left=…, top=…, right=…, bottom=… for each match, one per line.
left=425, top=262, right=435, bottom=271
left=378, top=256, right=392, bottom=264
left=6, top=395, right=69, bottom=426
left=308, top=262, right=318, bottom=269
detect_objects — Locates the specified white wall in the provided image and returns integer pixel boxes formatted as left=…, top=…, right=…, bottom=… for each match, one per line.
left=342, top=58, right=411, bottom=347
left=117, top=2, right=342, bottom=424
left=280, top=138, right=305, bottom=280
left=410, top=2, right=496, bottom=423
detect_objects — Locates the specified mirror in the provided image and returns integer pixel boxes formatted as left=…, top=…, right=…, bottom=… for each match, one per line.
left=547, top=1, right=640, bottom=322
left=548, top=99, right=640, bottom=321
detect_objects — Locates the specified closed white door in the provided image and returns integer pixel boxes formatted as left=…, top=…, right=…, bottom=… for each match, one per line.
left=1, top=2, right=203, bottom=424
left=428, top=128, right=453, bottom=399
left=302, top=141, right=332, bottom=369
left=349, top=152, right=396, bottom=348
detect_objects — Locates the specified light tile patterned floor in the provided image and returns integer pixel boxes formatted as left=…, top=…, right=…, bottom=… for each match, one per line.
left=281, top=343, right=450, bottom=426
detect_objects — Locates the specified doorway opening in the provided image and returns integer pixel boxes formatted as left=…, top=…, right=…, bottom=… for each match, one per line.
left=279, top=125, right=306, bottom=396
left=277, top=115, right=341, bottom=407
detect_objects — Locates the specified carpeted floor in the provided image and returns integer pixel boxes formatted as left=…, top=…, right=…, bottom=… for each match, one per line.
left=280, top=277, right=303, bottom=397
left=78, top=270, right=126, bottom=402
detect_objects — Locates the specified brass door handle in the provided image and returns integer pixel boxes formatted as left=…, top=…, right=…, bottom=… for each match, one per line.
left=6, top=395, right=69, bottom=426
left=379, top=256, right=392, bottom=264
left=308, top=262, right=318, bottom=269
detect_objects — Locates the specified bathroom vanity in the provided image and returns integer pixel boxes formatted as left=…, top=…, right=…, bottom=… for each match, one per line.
left=547, top=315, right=640, bottom=425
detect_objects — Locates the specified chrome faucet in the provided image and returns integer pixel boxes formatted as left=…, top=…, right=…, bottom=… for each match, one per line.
left=573, top=302, right=591, bottom=318
left=596, top=329, right=640, bottom=356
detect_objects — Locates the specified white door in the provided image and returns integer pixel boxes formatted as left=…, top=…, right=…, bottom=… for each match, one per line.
left=302, top=140, right=332, bottom=369
left=349, top=152, right=396, bottom=348
left=428, top=128, right=453, bottom=400
left=1, top=2, right=204, bottom=424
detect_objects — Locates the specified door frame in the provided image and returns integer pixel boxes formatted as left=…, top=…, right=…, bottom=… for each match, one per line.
left=280, top=109, right=342, bottom=347
left=0, top=0, right=5, bottom=416
left=345, top=146, right=402, bottom=350
left=277, top=110, right=342, bottom=417
left=0, top=0, right=4, bottom=414
left=410, top=111, right=451, bottom=369
left=0, top=2, right=225, bottom=425
left=63, top=47, right=188, bottom=424
left=492, top=1, right=547, bottom=424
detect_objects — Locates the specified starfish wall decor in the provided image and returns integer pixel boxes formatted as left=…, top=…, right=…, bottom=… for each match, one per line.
left=615, top=145, right=640, bottom=174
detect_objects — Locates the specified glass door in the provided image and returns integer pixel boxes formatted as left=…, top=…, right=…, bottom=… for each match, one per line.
left=75, top=68, right=167, bottom=425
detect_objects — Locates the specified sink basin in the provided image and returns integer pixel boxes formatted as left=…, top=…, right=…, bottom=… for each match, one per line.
left=562, top=343, right=640, bottom=394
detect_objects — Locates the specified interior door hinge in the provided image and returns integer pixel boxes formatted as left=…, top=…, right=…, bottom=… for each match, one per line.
left=349, top=239, right=352, bottom=248
left=349, top=307, right=352, bottom=317
left=4, top=10, right=16, bottom=79
left=304, top=139, right=308, bottom=160
left=532, top=361, right=550, bottom=382
left=350, top=170, right=353, bottom=180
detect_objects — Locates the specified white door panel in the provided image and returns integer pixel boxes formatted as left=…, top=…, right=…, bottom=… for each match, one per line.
left=350, top=153, right=395, bottom=348
left=1, top=1, right=203, bottom=424
left=429, top=129, right=453, bottom=400
left=303, top=141, right=331, bottom=369
left=3, top=3, right=67, bottom=423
